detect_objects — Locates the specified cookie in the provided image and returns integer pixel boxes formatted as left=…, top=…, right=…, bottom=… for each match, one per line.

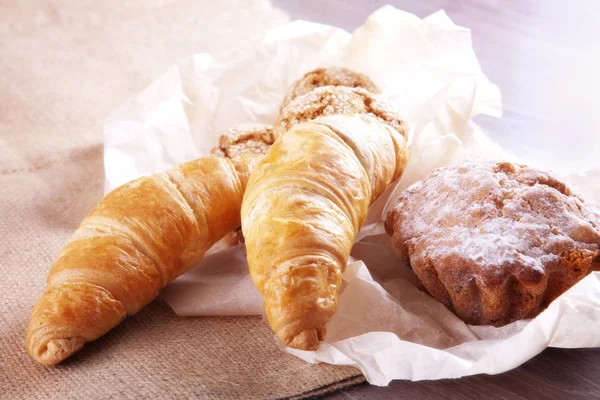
left=385, top=161, right=600, bottom=326
left=211, top=123, right=275, bottom=246
left=275, top=86, right=407, bottom=139
left=281, top=66, right=380, bottom=109
left=211, top=123, right=275, bottom=159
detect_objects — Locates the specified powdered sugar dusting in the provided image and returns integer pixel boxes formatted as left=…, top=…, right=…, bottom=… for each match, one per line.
left=389, top=161, right=600, bottom=278
left=386, top=161, right=600, bottom=326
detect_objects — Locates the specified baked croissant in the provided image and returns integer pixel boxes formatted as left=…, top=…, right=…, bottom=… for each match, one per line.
left=241, top=114, right=409, bottom=350
left=27, top=154, right=260, bottom=365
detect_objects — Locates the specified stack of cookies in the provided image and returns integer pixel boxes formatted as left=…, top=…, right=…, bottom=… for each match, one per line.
left=211, top=66, right=407, bottom=244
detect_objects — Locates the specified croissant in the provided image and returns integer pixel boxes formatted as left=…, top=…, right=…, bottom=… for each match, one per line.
left=241, top=114, right=409, bottom=350
left=27, top=154, right=260, bottom=365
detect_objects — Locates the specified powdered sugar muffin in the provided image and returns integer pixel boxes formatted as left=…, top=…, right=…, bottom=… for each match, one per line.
left=385, top=161, right=600, bottom=326
left=275, top=86, right=407, bottom=139
left=211, top=123, right=275, bottom=246
left=281, top=67, right=380, bottom=110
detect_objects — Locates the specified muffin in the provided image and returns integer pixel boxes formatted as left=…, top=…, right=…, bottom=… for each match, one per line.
left=211, top=123, right=275, bottom=246
left=385, top=161, right=600, bottom=326
left=275, top=86, right=407, bottom=140
left=281, top=66, right=380, bottom=110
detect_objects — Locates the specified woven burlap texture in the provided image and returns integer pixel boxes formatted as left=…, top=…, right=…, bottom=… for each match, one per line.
left=0, top=1, right=363, bottom=398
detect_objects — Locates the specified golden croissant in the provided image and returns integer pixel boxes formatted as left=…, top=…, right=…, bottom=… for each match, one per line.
left=27, top=155, right=260, bottom=365
left=241, top=114, right=409, bottom=350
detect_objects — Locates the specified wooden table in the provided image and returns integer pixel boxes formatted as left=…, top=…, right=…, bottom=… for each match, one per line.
left=273, top=1, right=600, bottom=398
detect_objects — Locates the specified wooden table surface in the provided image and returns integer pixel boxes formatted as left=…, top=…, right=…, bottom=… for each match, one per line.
left=273, top=1, right=600, bottom=399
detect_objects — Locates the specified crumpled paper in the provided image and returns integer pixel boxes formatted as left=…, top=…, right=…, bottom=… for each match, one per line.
left=103, top=6, right=600, bottom=386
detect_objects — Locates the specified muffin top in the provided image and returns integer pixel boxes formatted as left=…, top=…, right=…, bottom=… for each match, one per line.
left=385, top=161, right=600, bottom=325
left=386, top=161, right=600, bottom=280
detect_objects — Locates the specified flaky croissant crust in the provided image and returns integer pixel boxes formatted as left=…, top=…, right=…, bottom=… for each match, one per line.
left=27, top=155, right=259, bottom=365
left=242, top=114, right=408, bottom=350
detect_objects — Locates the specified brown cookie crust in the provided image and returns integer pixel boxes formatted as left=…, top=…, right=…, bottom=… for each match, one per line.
left=385, top=161, right=600, bottom=326
left=211, top=123, right=275, bottom=159
left=281, top=66, right=380, bottom=109
left=275, top=86, right=407, bottom=140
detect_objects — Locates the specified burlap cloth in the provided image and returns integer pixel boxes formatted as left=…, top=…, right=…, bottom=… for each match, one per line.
left=0, top=1, right=364, bottom=398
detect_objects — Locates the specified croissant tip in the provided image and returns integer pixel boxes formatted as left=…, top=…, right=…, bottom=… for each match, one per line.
left=284, top=326, right=326, bottom=351
left=30, top=337, right=86, bottom=366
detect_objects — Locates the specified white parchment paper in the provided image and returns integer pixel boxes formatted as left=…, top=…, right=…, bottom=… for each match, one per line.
left=103, top=6, right=600, bottom=385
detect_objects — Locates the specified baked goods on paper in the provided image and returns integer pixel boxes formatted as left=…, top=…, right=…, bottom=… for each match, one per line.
left=101, top=6, right=599, bottom=385
left=385, top=161, right=600, bottom=326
